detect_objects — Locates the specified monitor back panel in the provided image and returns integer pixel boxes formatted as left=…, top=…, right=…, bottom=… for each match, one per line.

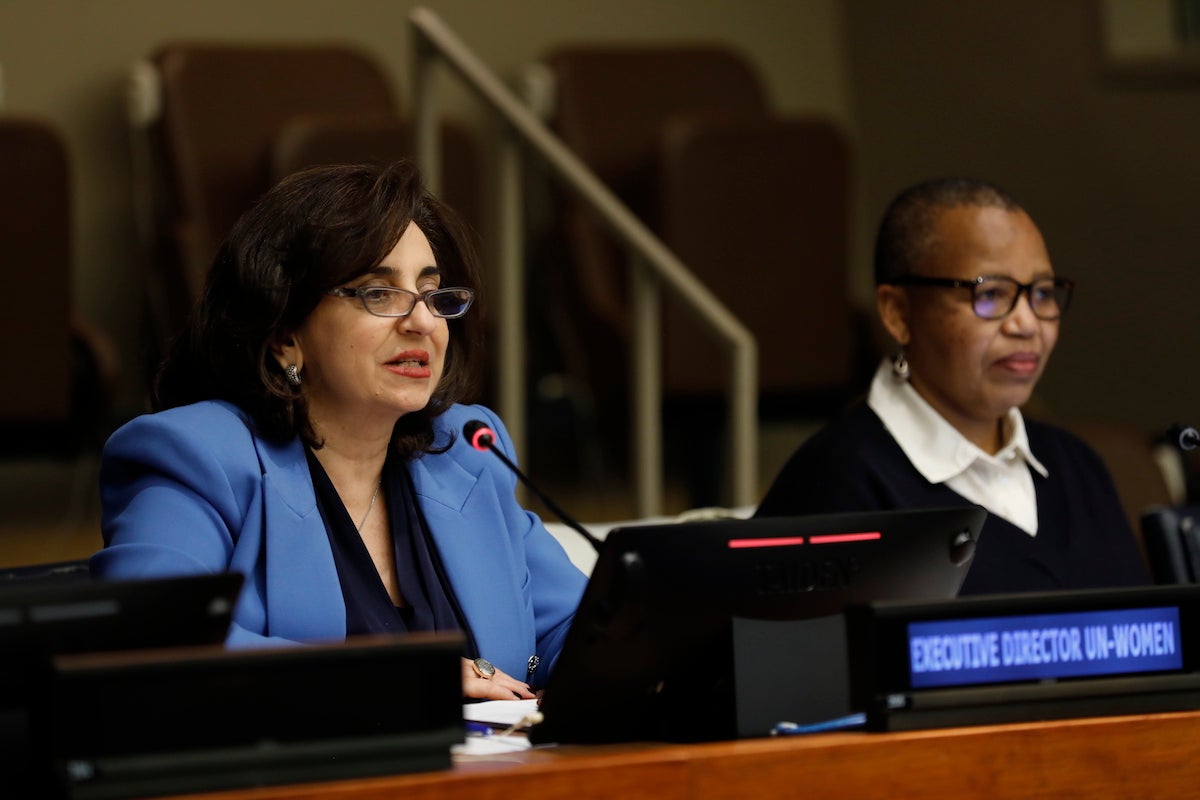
left=533, top=506, right=986, bottom=743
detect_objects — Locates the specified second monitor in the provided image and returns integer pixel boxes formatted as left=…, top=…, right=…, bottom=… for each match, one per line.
left=532, top=505, right=986, bottom=743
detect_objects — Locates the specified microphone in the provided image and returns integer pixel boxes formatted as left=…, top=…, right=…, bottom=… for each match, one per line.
left=1167, top=423, right=1200, bottom=451
left=463, top=420, right=603, bottom=552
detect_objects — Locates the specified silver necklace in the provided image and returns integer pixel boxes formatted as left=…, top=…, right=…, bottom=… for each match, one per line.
left=356, top=478, right=383, bottom=532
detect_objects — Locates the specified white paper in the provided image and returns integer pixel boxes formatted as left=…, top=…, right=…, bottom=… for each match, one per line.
left=462, top=698, right=540, bottom=726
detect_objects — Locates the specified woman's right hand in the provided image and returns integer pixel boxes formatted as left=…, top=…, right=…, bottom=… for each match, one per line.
left=461, top=657, right=537, bottom=700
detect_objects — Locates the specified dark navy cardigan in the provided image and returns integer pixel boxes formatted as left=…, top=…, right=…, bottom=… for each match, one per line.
left=756, top=403, right=1150, bottom=595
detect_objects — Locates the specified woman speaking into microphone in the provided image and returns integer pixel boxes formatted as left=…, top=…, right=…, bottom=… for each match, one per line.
left=91, top=160, right=586, bottom=700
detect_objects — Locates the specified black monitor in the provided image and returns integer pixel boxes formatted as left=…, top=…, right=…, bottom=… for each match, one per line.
left=0, top=572, right=242, bottom=663
left=47, top=633, right=465, bottom=799
left=0, top=572, right=243, bottom=795
left=531, top=506, right=986, bottom=744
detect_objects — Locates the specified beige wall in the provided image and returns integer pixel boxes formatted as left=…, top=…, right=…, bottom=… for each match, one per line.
left=0, top=0, right=849, bottom=415
left=844, top=0, right=1200, bottom=434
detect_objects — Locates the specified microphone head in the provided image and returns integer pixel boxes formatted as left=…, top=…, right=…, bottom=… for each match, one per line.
left=1167, top=423, right=1200, bottom=451
left=463, top=420, right=495, bottom=451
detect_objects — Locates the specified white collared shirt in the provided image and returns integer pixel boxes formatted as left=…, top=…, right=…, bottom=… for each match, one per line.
left=866, top=359, right=1049, bottom=536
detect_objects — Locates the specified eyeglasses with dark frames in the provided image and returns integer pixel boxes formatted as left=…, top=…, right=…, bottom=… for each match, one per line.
left=327, top=285, right=475, bottom=319
left=888, top=275, right=1074, bottom=321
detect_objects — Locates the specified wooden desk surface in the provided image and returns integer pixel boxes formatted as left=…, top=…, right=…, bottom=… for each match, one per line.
left=164, top=710, right=1200, bottom=800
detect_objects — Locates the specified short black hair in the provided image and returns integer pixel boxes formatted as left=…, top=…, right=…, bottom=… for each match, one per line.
left=873, top=177, right=1024, bottom=285
left=154, top=160, right=485, bottom=459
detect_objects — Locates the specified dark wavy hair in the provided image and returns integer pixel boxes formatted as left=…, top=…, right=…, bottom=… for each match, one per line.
left=873, top=177, right=1024, bottom=285
left=154, top=160, right=485, bottom=459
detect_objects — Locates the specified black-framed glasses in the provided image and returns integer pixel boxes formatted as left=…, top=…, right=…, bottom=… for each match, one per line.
left=327, top=285, right=475, bottom=319
left=888, top=275, right=1074, bottom=321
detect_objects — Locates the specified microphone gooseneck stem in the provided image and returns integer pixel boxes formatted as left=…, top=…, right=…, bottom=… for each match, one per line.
left=481, top=440, right=604, bottom=553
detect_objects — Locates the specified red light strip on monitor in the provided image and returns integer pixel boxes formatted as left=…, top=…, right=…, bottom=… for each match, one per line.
left=809, top=531, right=882, bottom=545
left=727, top=536, right=807, bottom=549
left=726, top=531, right=884, bottom=549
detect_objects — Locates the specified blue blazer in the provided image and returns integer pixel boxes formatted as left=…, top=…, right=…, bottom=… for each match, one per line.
left=90, top=400, right=587, bottom=685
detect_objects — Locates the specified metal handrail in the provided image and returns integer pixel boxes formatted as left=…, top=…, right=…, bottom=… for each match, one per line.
left=409, top=6, right=757, bottom=515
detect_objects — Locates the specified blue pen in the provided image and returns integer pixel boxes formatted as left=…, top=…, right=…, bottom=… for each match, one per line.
left=770, top=713, right=867, bottom=735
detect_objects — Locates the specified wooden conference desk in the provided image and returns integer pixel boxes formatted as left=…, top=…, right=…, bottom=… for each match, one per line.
left=168, top=710, right=1200, bottom=800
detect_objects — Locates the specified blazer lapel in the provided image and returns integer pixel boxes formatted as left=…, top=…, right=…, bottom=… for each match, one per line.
left=254, top=435, right=346, bottom=641
left=410, top=450, right=536, bottom=674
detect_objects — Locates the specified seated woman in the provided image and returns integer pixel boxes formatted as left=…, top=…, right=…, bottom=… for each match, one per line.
left=756, top=177, right=1149, bottom=594
left=92, top=161, right=587, bottom=699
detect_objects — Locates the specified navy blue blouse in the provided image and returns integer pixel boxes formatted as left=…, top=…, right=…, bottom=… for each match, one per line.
left=305, top=449, right=474, bottom=652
